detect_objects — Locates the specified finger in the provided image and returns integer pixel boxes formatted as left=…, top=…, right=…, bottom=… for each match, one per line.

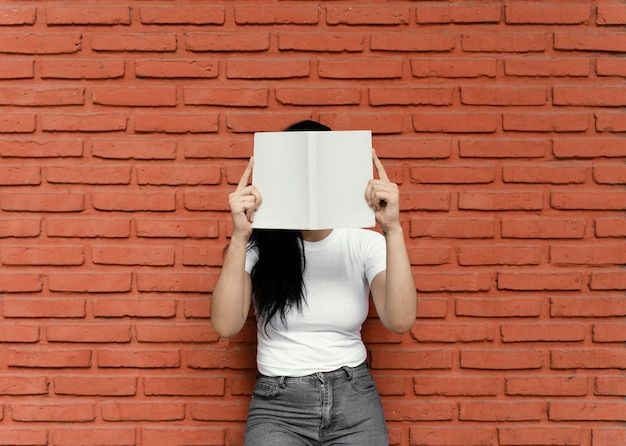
left=372, top=149, right=390, bottom=182
left=236, top=157, right=254, bottom=191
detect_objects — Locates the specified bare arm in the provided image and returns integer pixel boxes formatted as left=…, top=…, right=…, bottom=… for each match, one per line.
left=211, top=158, right=261, bottom=338
left=366, top=150, right=417, bottom=334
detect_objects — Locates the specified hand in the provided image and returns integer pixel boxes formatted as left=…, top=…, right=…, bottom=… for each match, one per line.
left=229, top=157, right=262, bottom=238
left=365, top=149, right=401, bottom=235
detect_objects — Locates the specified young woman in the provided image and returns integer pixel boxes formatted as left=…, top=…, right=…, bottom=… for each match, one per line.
left=211, top=120, right=417, bottom=445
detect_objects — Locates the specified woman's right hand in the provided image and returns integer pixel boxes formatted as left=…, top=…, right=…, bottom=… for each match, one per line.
left=229, top=157, right=262, bottom=238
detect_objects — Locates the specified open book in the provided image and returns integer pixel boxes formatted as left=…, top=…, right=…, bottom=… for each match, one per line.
left=251, top=130, right=375, bottom=230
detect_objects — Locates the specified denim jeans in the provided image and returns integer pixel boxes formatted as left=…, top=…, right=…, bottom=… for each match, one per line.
left=243, top=361, right=389, bottom=445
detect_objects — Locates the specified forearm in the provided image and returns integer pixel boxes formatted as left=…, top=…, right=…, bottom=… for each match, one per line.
left=211, top=234, right=252, bottom=338
left=383, top=226, right=417, bottom=333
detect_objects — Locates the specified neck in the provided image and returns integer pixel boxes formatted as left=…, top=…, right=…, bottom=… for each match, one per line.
left=301, top=229, right=332, bottom=242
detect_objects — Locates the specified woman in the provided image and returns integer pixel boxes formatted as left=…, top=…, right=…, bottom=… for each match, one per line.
left=211, top=120, right=417, bottom=445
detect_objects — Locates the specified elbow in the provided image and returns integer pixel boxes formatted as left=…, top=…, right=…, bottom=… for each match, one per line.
left=210, top=319, right=243, bottom=339
left=386, top=317, right=415, bottom=334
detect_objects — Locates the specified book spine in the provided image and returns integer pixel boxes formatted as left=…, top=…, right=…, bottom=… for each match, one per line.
left=308, top=132, right=318, bottom=229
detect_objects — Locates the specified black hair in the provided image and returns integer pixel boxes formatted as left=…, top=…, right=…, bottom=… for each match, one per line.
left=250, top=119, right=331, bottom=331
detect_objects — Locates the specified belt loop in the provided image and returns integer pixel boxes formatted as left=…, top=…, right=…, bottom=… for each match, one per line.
left=342, top=365, right=354, bottom=380
left=278, top=376, right=286, bottom=388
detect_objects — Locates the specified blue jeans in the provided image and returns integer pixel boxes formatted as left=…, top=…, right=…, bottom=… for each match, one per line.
left=244, top=361, right=389, bottom=445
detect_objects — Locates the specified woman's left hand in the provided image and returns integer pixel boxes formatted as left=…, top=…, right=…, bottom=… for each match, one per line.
left=365, top=149, right=401, bottom=235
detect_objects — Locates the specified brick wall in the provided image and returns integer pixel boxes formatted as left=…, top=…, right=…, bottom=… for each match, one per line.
left=0, top=1, right=625, bottom=445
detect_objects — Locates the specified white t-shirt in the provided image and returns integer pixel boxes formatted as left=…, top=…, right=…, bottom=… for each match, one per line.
left=245, top=228, right=386, bottom=377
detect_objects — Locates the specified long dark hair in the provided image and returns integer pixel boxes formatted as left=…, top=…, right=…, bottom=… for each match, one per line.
left=250, top=119, right=331, bottom=330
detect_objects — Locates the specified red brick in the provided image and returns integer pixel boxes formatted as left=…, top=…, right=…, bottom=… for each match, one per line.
left=371, top=32, right=454, bottom=52
left=554, top=32, right=626, bottom=52
left=0, top=7, right=36, bottom=25
left=460, top=401, right=543, bottom=421
left=91, top=33, right=177, bottom=52
left=413, top=112, right=498, bottom=133
left=143, top=377, right=225, bottom=396
left=457, top=245, right=541, bottom=266
left=370, top=349, right=453, bottom=370
left=41, top=58, right=124, bottom=79
left=503, top=112, right=589, bottom=132
left=505, top=376, right=588, bottom=397
left=1, top=245, right=84, bottom=266
left=0, top=218, right=40, bottom=238
left=0, top=274, right=43, bottom=293
left=1, top=192, right=85, bottom=212
left=191, top=401, right=249, bottom=421
left=136, top=218, right=219, bottom=239
left=593, top=323, right=626, bottom=343
left=321, top=112, right=405, bottom=134
left=0, top=87, right=84, bottom=106
left=551, top=296, right=626, bottom=318
left=235, top=5, right=318, bottom=24
left=505, top=4, right=589, bottom=24
left=461, top=349, right=544, bottom=370
left=462, top=86, right=547, bottom=106
left=136, top=59, right=219, bottom=78
left=0, top=138, right=83, bottom=157
left=414, top=376, right=498, bottom=396
left=552, top=191, right=626, bottom=210
left=47, top=217, right=130, bottom=238
left=414, top=272, right=492, bottom=292
left=502, top=165, right=588, bottom=184
left=0, top=113, right=36, bottom=133
left=417, top=4, right=500, bottom=24
left=590, top=270, right=626, bottom=290
left=52, top=428, right=136, bottom=446
left=593, top=164, right=626, bottom=184
left=595, top=217, right=626, bottom=238
left=136, top=324, right=218, bottom=343
left=0, top=376, right=48, bottom=396
left=97, top=349, right=180, bottom=369
left=554, top=137, right=626, bottom=158
left=596, top=111, right=626, bottom=132
left=92, top=138, right=177, bottom=160
left=53, top=376, right=136, bottom=396
left=456, top=297, right=541, bottom=318
left=277, top=87, right=361, bottom=106
left=227, top=58, right=310, bottom=79
left=498, top=427, right=582, bottom=446
left=555, top=86, right=626, bottom=106
left=592, top=429, right=626, bottom=446
left=278, top=32, right=363, bottom=52
left=141, top=427, right=225, bottom=446
left=595, top=376, right=626, bottom=396
left=46, top=6, right=130, bottom=25
left=0, top=33, right=81, bottom=54
left=410, top=427, right=496, bottom=446
left=459, top=191, right=543, bottom=211
left=0, top=429, right=48, bottom=446
left=136, top=165, right=221, bottom=185
left=93, top=298, right=177, bottom=318
left=102, top=401, right=185, bottom=421
left=551, top=349, right=626, bottom=369
left=410, top=165, right=494, bottom=183
left=134, top=113, right=218, bottom=133
left=501, top=218, right=586, bottom=239
left=137, top=272, right=217, bottom=293
left=47, top=166, right=131, bottom=185
left=47, top=324, right=132, bottom=343
left=139, top=6, right=224, bottom=24
left=406, top=246, right=450, bottom=266
left=92, top=191, right=176, bottom=212
left=597, top=5, right=626, bottom=25
left=184, top=87, right=268, bottom=107
left=505, top=57, right=590, bottom=77
left=92, top=86, right=177, bottom=107
left=188, top=348, right=257, bottom=370
left=0, top=59, right=34, bottom=79
left=549, top=401, right=626, bottom=421
left=11, top=403, right=95, bottom=422
left=319, top=58, right=403, bottom=79
left=48, top=273, right=132, bottom=293
left=0, top=324, right=39, bottom=343
left=412, top=58, right=497, bottom=78
left=42, top=113, right=127, bottom=132
left=410, top=218, right=495, bottom=238
left=596, top=56, right=626, bottom=76
left=185, top=32, right=268, bottom=52
left=8, top=349, right=92, bottom=368
left=0, top=166, right=40, bottom=185
left=501, top=323, right=586, bottom=343
left=497, top=271, right=583, bottom=291
left=327, top=6, right=410, bottom=25
left=551, top=243, right=626, bottom=265
left=2, top=298, right=85, bottom=318
left=383, top=401, right=455, bottom=422
left=462, top=32, right=546, bottom=52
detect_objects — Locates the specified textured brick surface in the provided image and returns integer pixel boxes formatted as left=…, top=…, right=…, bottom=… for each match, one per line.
left=0, top=1, right=624, bottom=445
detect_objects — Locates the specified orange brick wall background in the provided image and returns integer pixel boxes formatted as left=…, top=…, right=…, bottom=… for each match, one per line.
left=0, top=1, right=625, bottom=445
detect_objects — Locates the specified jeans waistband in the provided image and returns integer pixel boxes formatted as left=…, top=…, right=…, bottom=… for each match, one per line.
left=258, top=360, right=369, bottom=383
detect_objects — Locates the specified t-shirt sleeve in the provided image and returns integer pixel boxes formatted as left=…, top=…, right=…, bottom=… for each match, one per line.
left=360, top=229, right=387, bottom=285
